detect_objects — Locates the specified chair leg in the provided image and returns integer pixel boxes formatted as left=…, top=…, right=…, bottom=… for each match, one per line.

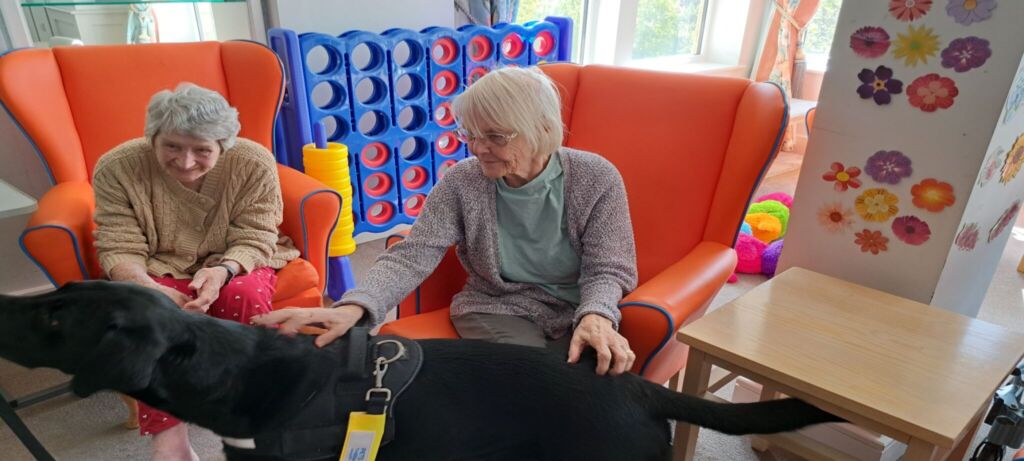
left=0, top=395, right=54, bottom=461
left=120, top=394, right=139, bottom=430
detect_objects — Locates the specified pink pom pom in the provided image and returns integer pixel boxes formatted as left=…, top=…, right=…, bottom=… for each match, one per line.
left=761, top=239, right=784, bottom=277
left=755, top=192, right=793, bottom=208
left=735, top=233, right=767, bottom=274
left=727, top=273, right=739, bottom=283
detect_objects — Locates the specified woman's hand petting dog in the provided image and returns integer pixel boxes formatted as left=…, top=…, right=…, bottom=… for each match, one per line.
left=251, top=305, right=366, bottom=348
left=151, top=284, right=193, bottom=309
left=568, top=313, right=636, bottom=376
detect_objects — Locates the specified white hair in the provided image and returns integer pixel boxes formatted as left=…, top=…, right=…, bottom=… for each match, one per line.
left=452, top=66, right=563, bottom=157
left=144, top=83, right=241, bottom=150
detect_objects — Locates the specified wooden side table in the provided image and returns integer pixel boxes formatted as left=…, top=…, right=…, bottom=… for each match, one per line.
left=674, top=267, right=1024, bottom=461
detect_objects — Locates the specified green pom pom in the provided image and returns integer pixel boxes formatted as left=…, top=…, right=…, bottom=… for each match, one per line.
left=747, top=200, right=790, bottom=237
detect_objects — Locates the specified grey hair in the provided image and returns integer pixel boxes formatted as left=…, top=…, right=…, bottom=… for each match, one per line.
left=452, top=66, right=563, bottom=157
left=144, top=83, right=241, bottom=150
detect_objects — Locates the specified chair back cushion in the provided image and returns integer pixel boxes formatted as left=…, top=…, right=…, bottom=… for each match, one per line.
left=542, top=64, right=763, bottom=284
left=0, top=41, right=282, bottom=183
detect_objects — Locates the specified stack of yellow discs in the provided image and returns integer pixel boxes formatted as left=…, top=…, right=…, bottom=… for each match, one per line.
left=303, top=141, right=357, bottom=257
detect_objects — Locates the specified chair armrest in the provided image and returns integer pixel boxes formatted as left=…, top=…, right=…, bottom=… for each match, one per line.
left=278, top=164, right=341, bottom=296
left=20, top=181, right=97, bottom=286
left=386, top=231, right=466, bottom=318
left=619, top=241, right=737, bottom=382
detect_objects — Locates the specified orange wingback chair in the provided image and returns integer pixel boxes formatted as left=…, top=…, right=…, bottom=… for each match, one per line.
left=377, top=63, right=787, bottom=384
left=0, top=41, right=341, bottom=307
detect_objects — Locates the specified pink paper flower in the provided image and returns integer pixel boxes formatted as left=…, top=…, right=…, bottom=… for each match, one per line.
left=892, top=216, right=931, bottom=245
left=908, top=74, right=959, bottom=112
left=955, top=223, right=979, bottom=251
left=850, top=27, right=891, bottom=59
left=822, top=162, right=863, bottom=191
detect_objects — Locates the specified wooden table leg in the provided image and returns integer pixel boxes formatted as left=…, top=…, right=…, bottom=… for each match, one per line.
left=673, top=348, right=712, bottom=461
left=750, top=383, right=783, bottom=452
left=945, top=406, right=986, bottom=461
left=904, top=438, right=937, bottom=461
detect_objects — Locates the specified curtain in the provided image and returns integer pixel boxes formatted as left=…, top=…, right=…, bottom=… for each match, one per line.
left=754, top=0, right=820, bottom=98
left=455, top=0, right=520, bottom=26
left=753, top=0, right=820, bottom=151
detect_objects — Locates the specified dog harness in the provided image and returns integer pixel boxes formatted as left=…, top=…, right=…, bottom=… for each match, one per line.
left=222, top=328, right=422, bottom=460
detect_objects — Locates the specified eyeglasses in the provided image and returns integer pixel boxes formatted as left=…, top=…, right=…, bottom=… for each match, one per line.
left=454, top=128, right=518, bottom=147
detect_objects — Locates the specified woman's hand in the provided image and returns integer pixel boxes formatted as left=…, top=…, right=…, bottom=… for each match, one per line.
left=250, top=304, right=366, bottom=348
left=567, top=314, right=636, bottom=376
left=183, top=266, right=230, bottom=313
left=153, top=284, right=192, bottom=308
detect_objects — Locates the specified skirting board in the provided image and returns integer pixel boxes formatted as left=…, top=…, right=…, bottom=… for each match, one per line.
left=732, top=377, right=907, bottom=461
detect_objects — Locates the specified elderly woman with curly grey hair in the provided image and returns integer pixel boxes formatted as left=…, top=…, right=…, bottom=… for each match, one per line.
left=92, top=82, right=299, bottom=460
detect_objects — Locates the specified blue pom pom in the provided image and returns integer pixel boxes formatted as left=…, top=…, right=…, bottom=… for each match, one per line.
left=740, top=222, right=752, bottom=235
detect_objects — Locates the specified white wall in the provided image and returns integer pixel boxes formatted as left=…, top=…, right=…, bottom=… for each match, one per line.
left=0, top=108, right=54, bottom=295
left=264, top=0, right=454, bottom=35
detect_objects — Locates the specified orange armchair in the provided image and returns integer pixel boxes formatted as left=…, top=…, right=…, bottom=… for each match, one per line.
left=0, top=42, right=341, bottom=307
left=377, top=63, right=787, bottom=384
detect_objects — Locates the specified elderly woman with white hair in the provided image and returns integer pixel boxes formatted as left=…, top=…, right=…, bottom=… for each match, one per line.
left=257, top=66, right=638, bottom=377
left=92, top=83, right=299, bottom=460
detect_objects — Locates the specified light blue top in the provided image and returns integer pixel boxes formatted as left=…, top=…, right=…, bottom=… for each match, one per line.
left=495, top=152, right=581, bottom=305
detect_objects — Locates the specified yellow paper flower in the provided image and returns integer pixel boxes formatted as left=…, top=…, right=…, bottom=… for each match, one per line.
left=1001, top=134, right=1024, bottom=184
left=893, top=25, right=939, bottom=67
left=855, top=188, right=899, bottom=222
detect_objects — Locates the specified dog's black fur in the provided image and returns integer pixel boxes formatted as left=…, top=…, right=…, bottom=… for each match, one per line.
left=0, top=281, right=842, bottom=460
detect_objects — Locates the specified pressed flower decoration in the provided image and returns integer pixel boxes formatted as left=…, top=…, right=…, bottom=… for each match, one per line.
left=854, top=229, right=889, bottom=255
left=893, top=25, right=940, bottom=67
left=911, top=179, right=956, bottom=212
left=864, top=150, right=913, bottom=184
left=892, top=216, right=932, bottom=245
left=955, top=223, right=979, bottom=251
left=850, top=27, right=891, bottom=59
left=907, top=74, right=959, bottom=112
left=818, top=202, right=855, bottom=233
left=1004, top=70, right=1024, bottom=124
left=855, top=188, right=900, bottom=222
left=822, top=162, right=863, bottom=191
left=941, top=36, right=992, bottom=73
left=857, top=66, right=903, bottom=105
left=978, top=148, right=1004, bottom=188
left=890, top=0, right=933, bottom=21
left=946, top=0, right=997, bottom=25
left=988, top=200, right=1021, bottom=243
left=1000, top=134, right=1024, bottom=184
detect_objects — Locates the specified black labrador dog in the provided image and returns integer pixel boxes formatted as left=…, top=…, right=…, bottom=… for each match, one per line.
left=0, top=281, right=841, bottom=461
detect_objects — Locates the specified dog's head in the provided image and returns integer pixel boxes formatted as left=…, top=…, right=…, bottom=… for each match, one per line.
left=0, top=281, right=184, bottom=397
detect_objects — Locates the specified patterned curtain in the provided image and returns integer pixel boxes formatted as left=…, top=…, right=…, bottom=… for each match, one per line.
left=754, top=0, right=820, bottom=98
left=754, top=0, right=820, bottom=151
left=455, top=0, right=520, bottom=26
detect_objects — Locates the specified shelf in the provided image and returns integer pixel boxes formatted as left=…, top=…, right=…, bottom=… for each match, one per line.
left=21, top=0, right=242, bottom=7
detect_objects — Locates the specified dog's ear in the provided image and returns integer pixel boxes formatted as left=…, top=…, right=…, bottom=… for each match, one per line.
left=70, top=312, right=167, bottom=397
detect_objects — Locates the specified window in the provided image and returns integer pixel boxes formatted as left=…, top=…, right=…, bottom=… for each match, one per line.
left=516, top=0, right=586, bottom=61
left=632, top=0, right=707, bottom=60
left=803, top=0, right=842, bottom=71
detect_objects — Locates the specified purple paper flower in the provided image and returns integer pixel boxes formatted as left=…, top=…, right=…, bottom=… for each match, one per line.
left=850, top=27, right=891, bottom=58
left=941, top=36, right=992, bottom=72
left=865, top=150, right=913, bottom=184
left=857, top=66, right=903, bottom=105
left=946, top=0, right=997, bottom=25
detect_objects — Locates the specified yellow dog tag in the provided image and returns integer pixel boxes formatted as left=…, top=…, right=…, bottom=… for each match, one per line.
left=339, top=411, right=386, bottom=461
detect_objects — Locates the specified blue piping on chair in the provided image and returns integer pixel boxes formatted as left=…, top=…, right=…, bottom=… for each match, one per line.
left=729, top=82, right=789, bottom=248
left=0, top=48, right=58, bottom=186
left=19, top=225, right=90, bottom=287
left=299, top=188, right=342, bottom=297
left=618, top=301, right=675, bottom=378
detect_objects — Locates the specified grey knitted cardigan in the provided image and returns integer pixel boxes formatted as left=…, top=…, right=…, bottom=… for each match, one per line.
left=338, top=147, right=638, bottom=338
